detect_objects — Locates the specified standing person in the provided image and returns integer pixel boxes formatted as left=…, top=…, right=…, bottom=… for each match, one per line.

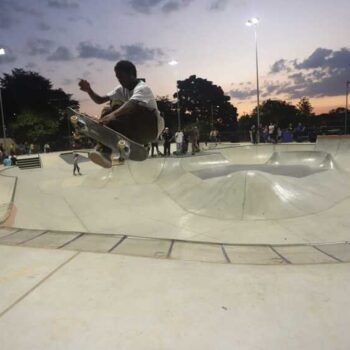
left=189, top=126, right=200, bottom=155
left=268, top=122, right=275, bottom=143
left=44, top=143, right=51, bottom=153
left=162, top=127, right=173, bottom=156
left=271, top=123, right=278, bottom=144
left=277, top=127, right=282, bottom=143
left=250, top=125, right=257, bottom=144
left=78, top=60, right=164, bottom=168
left=295, top=122, right=305, bottom=142
left=73, top=154, right=82, bottom=176
left=151, top=135, right=163, bottom=157
left=182, top=130, right=189, bottom=154
left=10, top=151, right=17, bottom=166
left=0, top=144, right=3, bottom=162
left=29, top=143, right=34, bottom=154
left=262, top=125, right=268, bottom=143
left=175, top=129, right=184, bottom=155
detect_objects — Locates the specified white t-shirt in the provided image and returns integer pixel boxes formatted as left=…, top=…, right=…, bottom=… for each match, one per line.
left=175, top=131, right=184, bottom=143
left=107, top=80, right=164, bottom=137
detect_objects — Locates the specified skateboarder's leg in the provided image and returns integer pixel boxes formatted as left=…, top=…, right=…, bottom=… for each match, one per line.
left=90, top=106, right=159, bottom=167
left=106, top=106, right=158, bottom=145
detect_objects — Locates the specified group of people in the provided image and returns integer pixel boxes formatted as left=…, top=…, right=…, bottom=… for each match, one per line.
left=149, top=126, right=201, bottom=157
left=250, top=122, right=306, bottom=144
left=0, top=144, right=17, bottom=166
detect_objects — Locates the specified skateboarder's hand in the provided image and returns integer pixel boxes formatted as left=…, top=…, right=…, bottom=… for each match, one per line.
left=78, top=79, right=91, bottom=92
left=85, top=115, right=100, bottom=122
left=99, top=113, right=116, bottom=125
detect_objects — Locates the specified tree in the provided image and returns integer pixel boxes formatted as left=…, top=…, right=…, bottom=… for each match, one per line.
left=252, top=99, right=298, bottom=128
left=176, top=75, right=238, bottom=137
left=0, top=68, right=78, bottom=148
left=297, top=97, right=314, bottom=117
left=156, top=96, right=178, bottom=131
left=11, top=110, right=59, bottom=144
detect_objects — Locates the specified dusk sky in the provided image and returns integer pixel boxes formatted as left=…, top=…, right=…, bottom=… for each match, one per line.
left=1, top=0, right=350, bottom=117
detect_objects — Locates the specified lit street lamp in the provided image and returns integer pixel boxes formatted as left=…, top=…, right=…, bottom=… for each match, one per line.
left=0, top=48, right=7, bottom=151
left=246, top=17, right=261, bottom=142
left=345, top=81, right=350, bottom=134
left=168, top=60, right=182, bottom=130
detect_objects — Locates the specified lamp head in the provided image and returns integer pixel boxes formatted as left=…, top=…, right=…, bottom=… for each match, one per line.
left=246, top=17, right=260, bottom=27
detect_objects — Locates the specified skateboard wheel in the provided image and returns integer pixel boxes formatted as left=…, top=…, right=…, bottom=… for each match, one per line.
left=70, top=115, right=78, bottom=125
left=117, top=139, right=131, bottom=159
left=118, top=139, right=127, bottom=149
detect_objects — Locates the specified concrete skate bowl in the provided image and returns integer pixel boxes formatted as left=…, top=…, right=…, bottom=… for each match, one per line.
left=1, top=136, right=350, bottom=265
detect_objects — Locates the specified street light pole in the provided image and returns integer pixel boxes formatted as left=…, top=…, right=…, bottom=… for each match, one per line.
left=0, top=48, right=6, bottom=151
left=0, top=87, right=6, bottom=152
left=246, top=18, right=261, bottom=143
left=345, top=81, right=350, bottom=135
left=176, top=83, right=181, bottom=131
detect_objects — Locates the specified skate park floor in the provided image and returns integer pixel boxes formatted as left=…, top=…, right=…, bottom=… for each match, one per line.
left=1, top=137, right=350, bottom=349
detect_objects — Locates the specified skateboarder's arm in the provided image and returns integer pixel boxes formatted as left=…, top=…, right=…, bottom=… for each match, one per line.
left=79, top=79, right=109, bottom=104
left=100, top=100, right=139, bottom=124
left=86, top=89, right=109, bottom=105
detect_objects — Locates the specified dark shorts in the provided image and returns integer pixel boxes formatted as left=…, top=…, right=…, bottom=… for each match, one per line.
left=106, top=105, right=158, bottom=145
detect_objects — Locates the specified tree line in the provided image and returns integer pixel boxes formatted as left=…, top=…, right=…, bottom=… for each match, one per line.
left=0, top=69, right=347, bottom=150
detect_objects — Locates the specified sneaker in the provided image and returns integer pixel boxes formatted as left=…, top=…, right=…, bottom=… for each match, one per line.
left=89, top=150, right=112, bottom=168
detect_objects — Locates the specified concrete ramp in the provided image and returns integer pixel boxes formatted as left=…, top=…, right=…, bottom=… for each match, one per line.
left=2, top=138, right=350, bottom=245
left=317, top=136, right=350, bottom=172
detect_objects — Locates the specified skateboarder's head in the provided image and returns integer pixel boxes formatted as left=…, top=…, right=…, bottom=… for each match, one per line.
left=114, top=60, right=137, bottom=89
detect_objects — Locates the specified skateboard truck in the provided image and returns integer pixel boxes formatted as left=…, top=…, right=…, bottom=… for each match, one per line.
left=70, top=115, right=88, bottom=133
left=117, top=139, right=131, bottom=160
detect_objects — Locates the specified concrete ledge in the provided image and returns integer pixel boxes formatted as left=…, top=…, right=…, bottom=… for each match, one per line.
left=1, top=227, right=349, bottom=265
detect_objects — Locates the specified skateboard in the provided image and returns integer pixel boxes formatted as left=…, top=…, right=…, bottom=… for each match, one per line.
left=67, top=107, right=148, bottom=162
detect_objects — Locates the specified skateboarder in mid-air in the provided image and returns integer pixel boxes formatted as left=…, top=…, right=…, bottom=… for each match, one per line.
left=78, top=60, right=164, bottom=168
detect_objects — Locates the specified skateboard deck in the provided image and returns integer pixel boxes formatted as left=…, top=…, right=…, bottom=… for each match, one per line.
left=67, top=107, right=148, bottom=162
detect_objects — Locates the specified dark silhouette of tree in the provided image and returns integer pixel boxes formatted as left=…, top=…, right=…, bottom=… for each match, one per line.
left=297, top=97, right=314, bottom=117
left=0, top=69, right=78, bottom=147
left=176, top=75, right=238, bottom=137
left=156, top=96, right=178, bottom=131
left=252, top=99, right=298, bottom=127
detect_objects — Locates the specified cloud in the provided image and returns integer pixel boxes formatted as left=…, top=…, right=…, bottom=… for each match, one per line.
left=62, top=78, right=73, bottom=85
left=162, top=1, right=180, bottom=12
left=47, top=46, right=74, bottom=61
left=287, top=48, right=350, bottom=98
left=295, top=48, right=333, bottom=69
left=25, top=62, right=37, bottom=69
left=227, top=88, right=256, bottom=99
left=77, top=42, right=121, bottom=61
left=0, top=0, right=41, bottom=29
left=128, top=0, right=193, bottom=14
left=47, top=0, right=79, bottom=9
left=209, top=0, right=229, bottom=11
left=288, top=72, right=307, bottom=85
left=120, top=44, right=164, bottom=64
left=68, top=16, right=93, bottom=25
left=38, top=22, right=51, bottom=31
left=270, top=59, right=288, bottom=74
left=27, top=38, right=55, bottom=56
left=234, top=47, right=350, bottom=101
left=129, top=0, right=164, bottom=13
left=77, top=42, right=164, bottom=64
